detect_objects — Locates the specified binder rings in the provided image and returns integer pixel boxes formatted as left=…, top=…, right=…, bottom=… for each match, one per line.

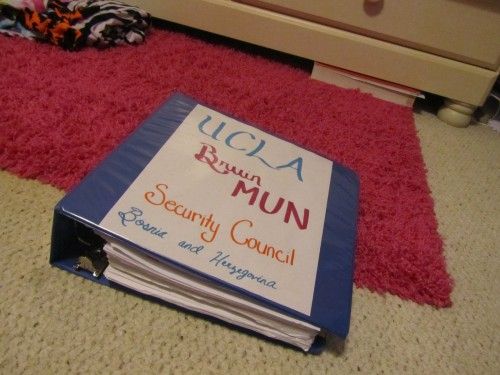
left=50, top=92, right=360, bottom=352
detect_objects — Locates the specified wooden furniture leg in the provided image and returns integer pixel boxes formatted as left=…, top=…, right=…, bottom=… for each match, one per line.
left=437, top=99, right=477, bottom=128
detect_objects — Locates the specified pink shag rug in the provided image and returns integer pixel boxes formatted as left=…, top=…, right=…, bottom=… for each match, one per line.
left=0, top=27, right=453, bottom=307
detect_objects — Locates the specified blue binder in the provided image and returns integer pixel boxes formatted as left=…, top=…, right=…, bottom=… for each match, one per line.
left=50, top=92, right=360, bottom=353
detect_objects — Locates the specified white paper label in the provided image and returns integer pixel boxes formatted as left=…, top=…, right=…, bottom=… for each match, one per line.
left=99, top=105, right=332, bottom=315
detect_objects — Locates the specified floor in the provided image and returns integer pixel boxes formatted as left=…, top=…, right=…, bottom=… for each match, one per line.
left=0, top=97, right=498, bottom=374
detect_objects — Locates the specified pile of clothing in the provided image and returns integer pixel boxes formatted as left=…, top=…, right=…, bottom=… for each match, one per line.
left=0, top=0, right=151, bottom=50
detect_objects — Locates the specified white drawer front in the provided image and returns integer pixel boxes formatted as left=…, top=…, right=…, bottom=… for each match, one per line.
left=237, top=0, right=500, bottom=70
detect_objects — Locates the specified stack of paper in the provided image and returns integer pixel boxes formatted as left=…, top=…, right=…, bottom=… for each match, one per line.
left=103, top=239, right=320, bottom=351
left=312, top=62, right=424, bottom=107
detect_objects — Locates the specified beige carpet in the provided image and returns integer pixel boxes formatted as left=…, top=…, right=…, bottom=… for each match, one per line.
left=1, top=104, right=499, bottom=374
